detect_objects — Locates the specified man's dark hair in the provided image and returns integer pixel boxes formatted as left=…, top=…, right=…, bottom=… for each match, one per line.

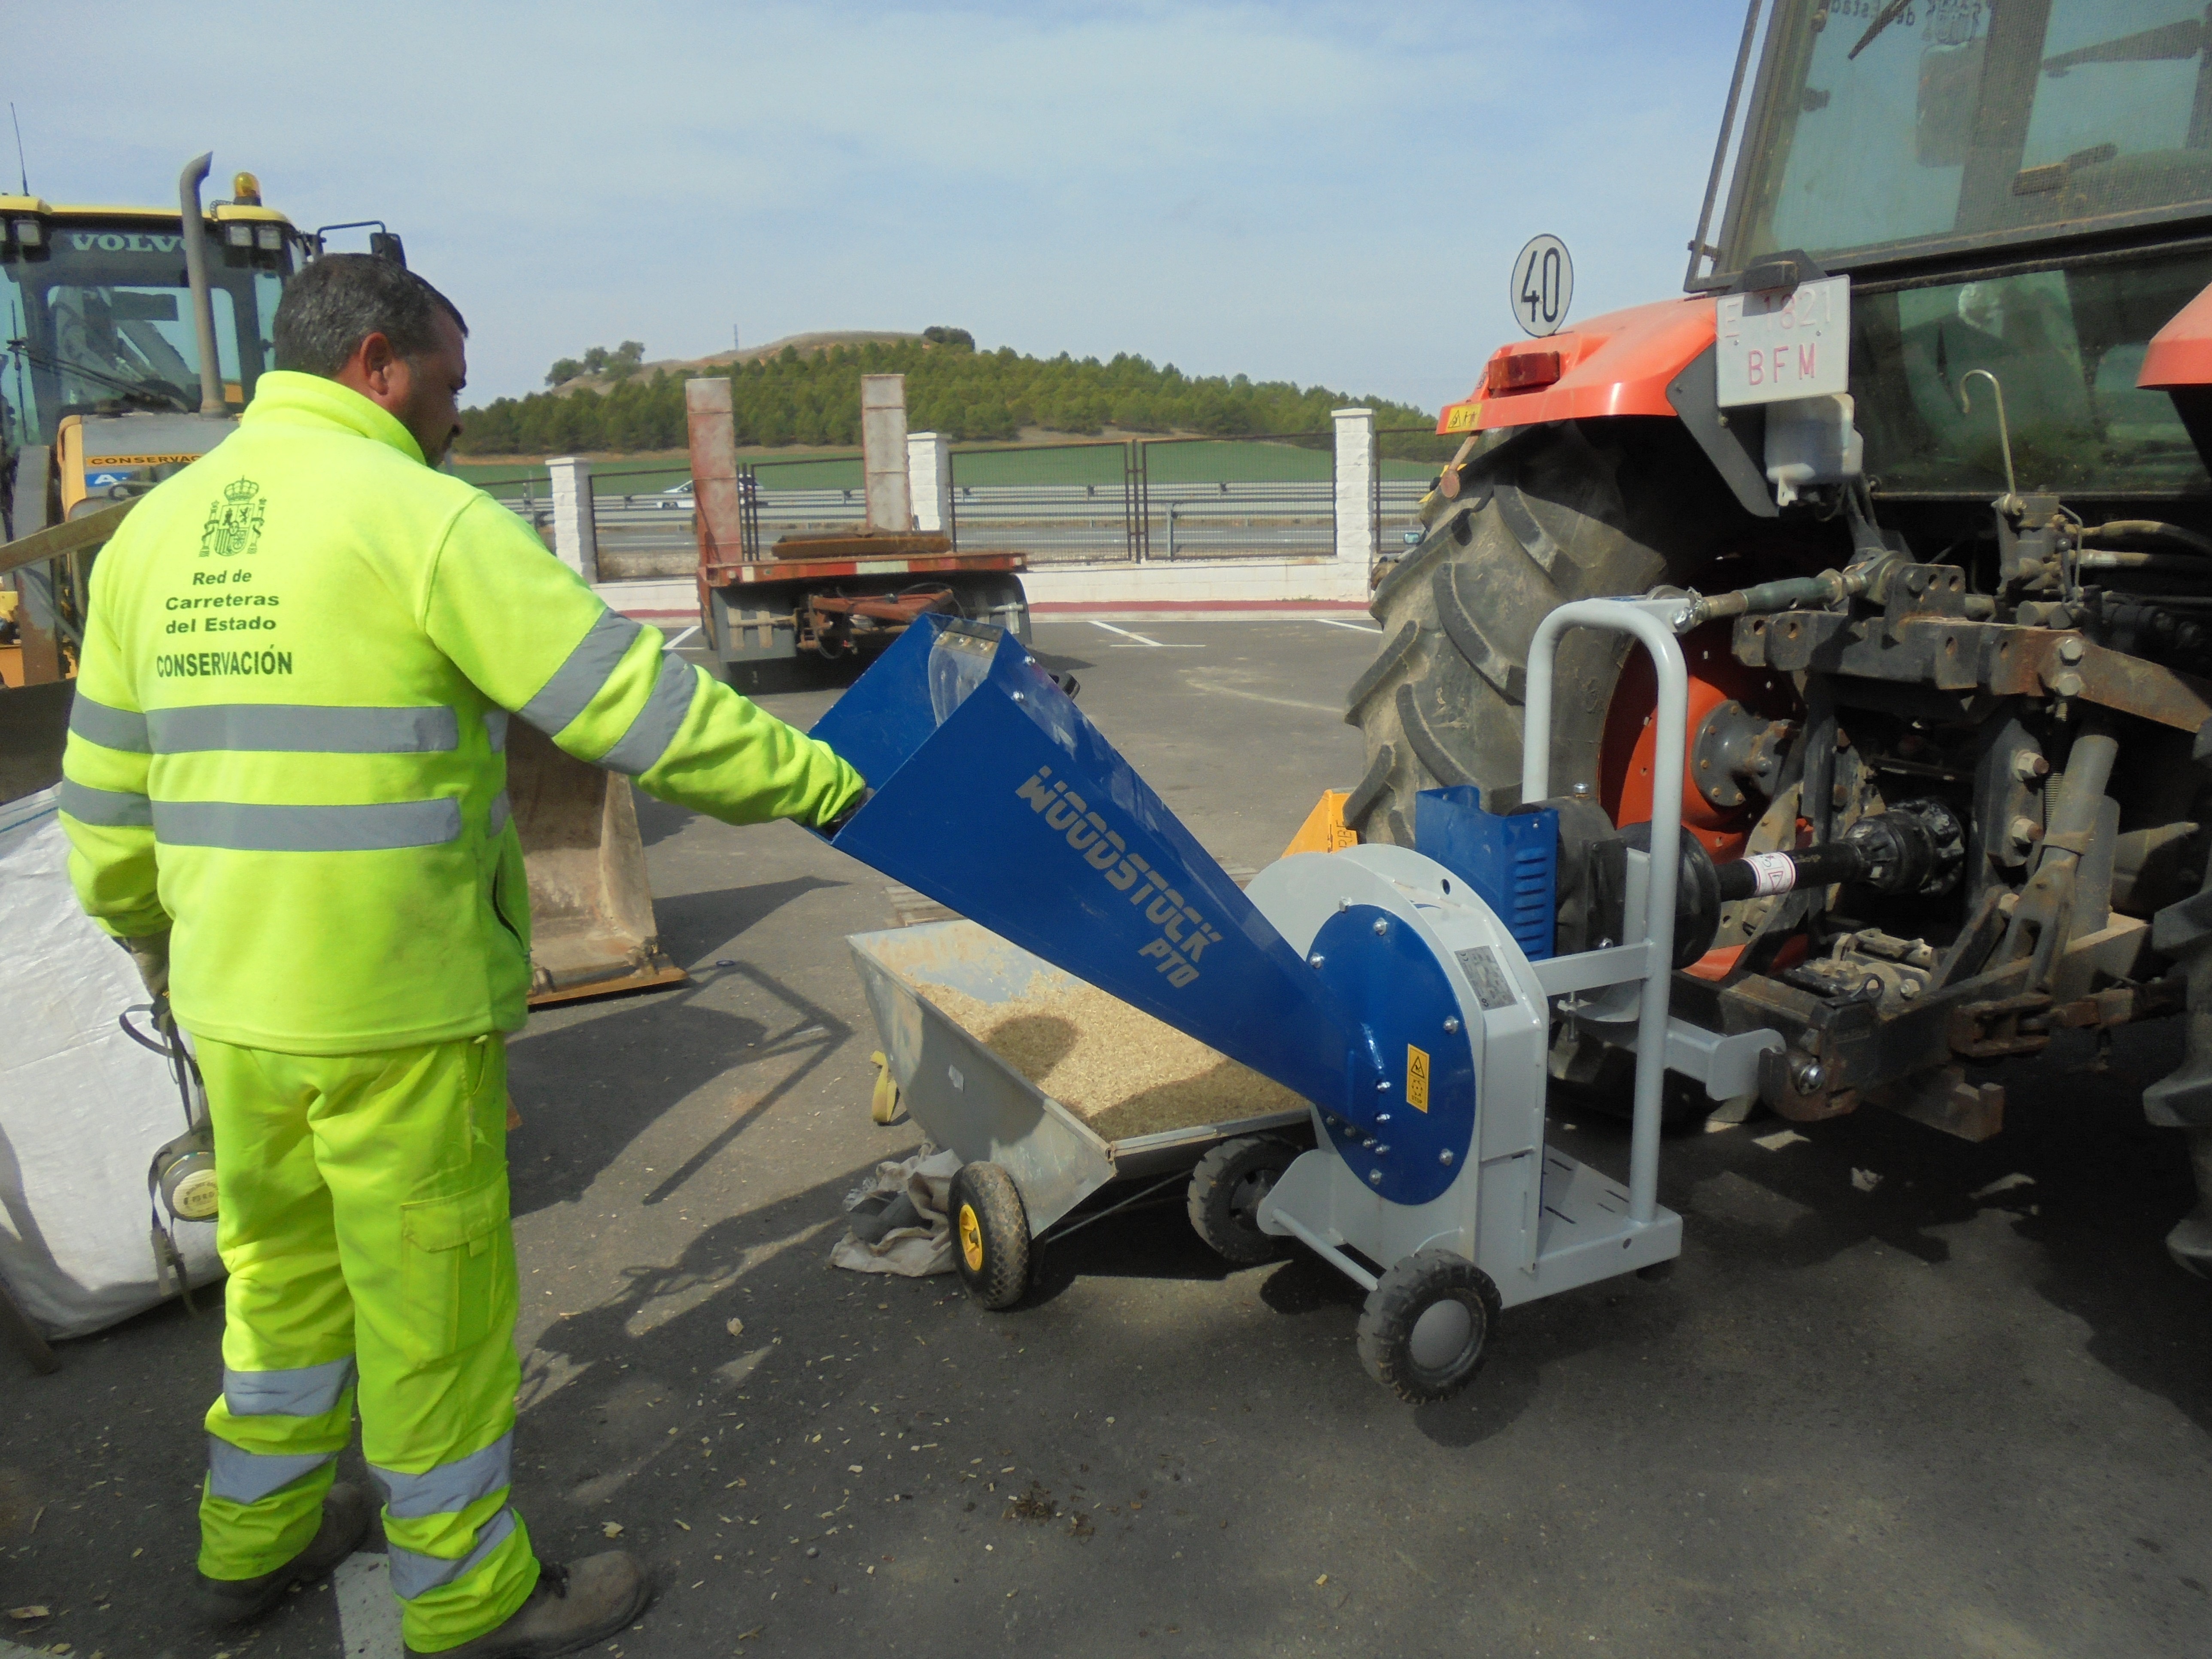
left=272, top=254, right=468, bottom=377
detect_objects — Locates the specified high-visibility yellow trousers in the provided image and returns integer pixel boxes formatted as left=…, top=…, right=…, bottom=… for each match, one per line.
left=193, top=1032, right=539, bottom=1653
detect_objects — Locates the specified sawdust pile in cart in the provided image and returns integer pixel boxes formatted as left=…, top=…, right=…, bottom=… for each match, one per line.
left=920, top=978, right=1304, bottom=1139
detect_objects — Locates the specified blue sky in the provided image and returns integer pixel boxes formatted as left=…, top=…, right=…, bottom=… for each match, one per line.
left=16, top=3, right=1752, bottom=410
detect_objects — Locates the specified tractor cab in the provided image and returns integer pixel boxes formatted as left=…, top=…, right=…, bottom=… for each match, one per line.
left=1692, top=0, right=2212, bottom=500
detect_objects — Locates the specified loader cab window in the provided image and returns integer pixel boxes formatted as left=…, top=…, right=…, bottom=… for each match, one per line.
left=0, top=217, right=296, bottom=451
left=1716, top=0, right=2212, bottom=277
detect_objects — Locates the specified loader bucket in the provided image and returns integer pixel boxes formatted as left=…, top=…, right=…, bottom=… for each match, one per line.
left=507, top=720, right=687, bottom=1005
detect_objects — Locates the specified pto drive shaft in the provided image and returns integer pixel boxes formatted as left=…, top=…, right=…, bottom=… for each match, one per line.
left=1717, top=799, right=1965, bottom=902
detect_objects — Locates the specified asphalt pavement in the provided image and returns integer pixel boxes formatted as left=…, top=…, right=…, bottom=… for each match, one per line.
left=3, top=616, right=2209, bottom=1658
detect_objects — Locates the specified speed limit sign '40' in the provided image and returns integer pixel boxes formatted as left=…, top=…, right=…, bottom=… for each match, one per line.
left=1510, top=235, right=1573, bottom=338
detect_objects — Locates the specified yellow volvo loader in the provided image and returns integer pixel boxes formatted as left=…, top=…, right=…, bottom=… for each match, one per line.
left=0, top=156, right=678, bottom=1003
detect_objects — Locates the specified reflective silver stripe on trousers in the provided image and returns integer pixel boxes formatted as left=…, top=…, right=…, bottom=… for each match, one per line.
left=57, top=779, right=153, bottom=827
left=489, top=791, right=512, bottom=837
left=147, top=704, right=460, bottom=754
left=599, top=653, right=698, bottom=776
left=372, top=1431, right=514, bottom=1521
left=518, top=611, right=642, bottom=736
left=387, top=1505, right=518, bottom=1600
left=153, top=798, right=463, bottom=851
left=224, top=1355, right=356, bottom=1418
left=68, top=693, right=151, bottom=752
left=206, top=1439, right=335, bottom=1505
left=483, top=710, right=510, bottom=752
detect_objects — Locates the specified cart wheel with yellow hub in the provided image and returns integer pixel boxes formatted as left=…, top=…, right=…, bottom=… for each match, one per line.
left=948, top=1161, right=1029, bottom=1310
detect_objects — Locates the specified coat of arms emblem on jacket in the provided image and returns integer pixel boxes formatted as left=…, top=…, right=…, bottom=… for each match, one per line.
left=200, top=477, right=266, bottom=558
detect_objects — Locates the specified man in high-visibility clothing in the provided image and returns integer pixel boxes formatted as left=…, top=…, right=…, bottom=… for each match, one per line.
left=59, top=255, right=867, bottom=1656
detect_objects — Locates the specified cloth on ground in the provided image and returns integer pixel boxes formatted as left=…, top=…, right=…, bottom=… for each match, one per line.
left=830, top=1147, right=963, bottom=1276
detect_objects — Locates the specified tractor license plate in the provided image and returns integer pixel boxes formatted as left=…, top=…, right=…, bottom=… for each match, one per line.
left=1716, top=275, right=1848, bottom=407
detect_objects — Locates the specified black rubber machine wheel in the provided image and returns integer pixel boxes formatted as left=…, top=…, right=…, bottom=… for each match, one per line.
left=1185, top=1136, right=1298, bottom=1265
left=1355, top=1249, right=1502, bottom=1403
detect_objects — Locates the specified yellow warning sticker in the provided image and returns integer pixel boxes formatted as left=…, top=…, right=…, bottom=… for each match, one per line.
left=1406, top=1045, right=1431, bottom=1112
left=1437, top=401, right=1483, bottom=434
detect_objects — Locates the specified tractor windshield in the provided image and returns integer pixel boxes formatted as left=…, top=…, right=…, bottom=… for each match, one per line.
left=1, top=217, right=297, bottom=452
left=1712, top=0, right=2212, bottom=277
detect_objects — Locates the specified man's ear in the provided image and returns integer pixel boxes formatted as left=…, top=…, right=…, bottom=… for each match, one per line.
left=357, top=331, right=403, bottom=395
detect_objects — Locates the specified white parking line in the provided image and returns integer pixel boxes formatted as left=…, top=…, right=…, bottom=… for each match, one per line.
left=1312, top=618, right=1381, bottom=632
left=1088, top=620, right=1201, bottom=648
left=664, top=624, right=700, bottom=648
left=334, top=1552, right=405, bottom=1657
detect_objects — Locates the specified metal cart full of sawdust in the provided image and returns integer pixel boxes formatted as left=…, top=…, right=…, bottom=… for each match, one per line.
left=849, top=919, right=1313, bottom=1308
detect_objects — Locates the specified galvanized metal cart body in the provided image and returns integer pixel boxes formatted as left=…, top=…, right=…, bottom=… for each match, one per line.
left=849, top=918, right=1306, bottom=1241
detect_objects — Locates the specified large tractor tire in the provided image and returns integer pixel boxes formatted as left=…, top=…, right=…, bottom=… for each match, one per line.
left=1345, top=420, right=1784, bottom=1122
left=1346, top=420, right=1746, bottom=842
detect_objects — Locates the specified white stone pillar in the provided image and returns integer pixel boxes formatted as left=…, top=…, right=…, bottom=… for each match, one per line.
left=1332, top=407, right=1376, bottom=571
left=548, top=456, right=598, bottom=583
left=907, top=431, right=951, bottom=534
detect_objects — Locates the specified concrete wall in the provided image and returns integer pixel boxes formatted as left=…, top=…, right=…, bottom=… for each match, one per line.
left=592, top=401, right=1387, bottom=618
left=908, top=432, right=951, bottom=533
left=1331, top=407, right=1374, bottom=571
left=548, top=456, right=597, bottom=584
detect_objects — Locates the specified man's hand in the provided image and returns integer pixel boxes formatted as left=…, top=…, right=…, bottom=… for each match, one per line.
left=820, top=787, right=873, bottom=839
left=120, top=930, right=171, bottom=997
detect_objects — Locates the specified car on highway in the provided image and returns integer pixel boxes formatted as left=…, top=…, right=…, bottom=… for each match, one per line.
left=654, top=476, right=757, bottom=509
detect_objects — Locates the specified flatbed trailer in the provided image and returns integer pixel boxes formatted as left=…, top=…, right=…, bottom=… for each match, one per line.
left=698, top=546, right=1030, bottom=667
left=685, top=376, right=1031, bottom=670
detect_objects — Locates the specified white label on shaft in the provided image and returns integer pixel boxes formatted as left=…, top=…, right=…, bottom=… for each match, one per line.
left=1744, top=851, right=1798, bottom=897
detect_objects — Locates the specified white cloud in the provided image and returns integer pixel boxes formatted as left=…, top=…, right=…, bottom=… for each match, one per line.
left=14, top=1, right=1748, bottom=406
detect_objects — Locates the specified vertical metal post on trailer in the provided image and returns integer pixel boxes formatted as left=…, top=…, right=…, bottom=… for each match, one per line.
left=860, top=374, right=913, bottom=533
left=1521, top=597, right=1691, bottom=1226
left=947, top=447, right=961, bottom=553
left=686, top=377, right=752, bottom=567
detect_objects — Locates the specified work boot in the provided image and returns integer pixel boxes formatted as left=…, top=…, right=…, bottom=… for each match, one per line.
left=405, top=1553, right=652, bottom=1659
left=195, top=1479, right=374, bottom=1626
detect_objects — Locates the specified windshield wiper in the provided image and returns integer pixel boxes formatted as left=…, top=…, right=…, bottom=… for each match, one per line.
left=1847, top=0, right=1913, bottom=62
left=6, top=340, right=195, bottom=413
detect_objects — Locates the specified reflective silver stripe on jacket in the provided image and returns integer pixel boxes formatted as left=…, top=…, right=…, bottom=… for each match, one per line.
left=372, top=1431, right=513, bottom=1521
left=483, top=710, right=510, bottom=753
left=488, top=792, right=512, bottom=837
left=224, top=1356, right=356, bottom=1418
left=599, top=653, right=697, bottom=776
left=386, top=1506, right=518, bottom=1600
left=205, top=1439, right=335, bottom=1505
left=153, top=798, right=463, bottom=851
left=57, top=779, right=154, bottom=827
left=68, top=694, right=151, bottom=753
left=147, top=704, right=460, bottom=754
left=518, top=611, right=642, bottom=736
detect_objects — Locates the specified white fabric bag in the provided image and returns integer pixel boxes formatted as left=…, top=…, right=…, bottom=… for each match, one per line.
left=0, top=788, right=222, bottom=1339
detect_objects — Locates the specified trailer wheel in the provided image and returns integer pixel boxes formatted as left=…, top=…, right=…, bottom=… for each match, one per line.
left=1186, top=1136, right=1297, bottom=1265
left=1355, top=1249, right=1500, bottom=1403
left=949, top=1162, right=1030, bottom=1311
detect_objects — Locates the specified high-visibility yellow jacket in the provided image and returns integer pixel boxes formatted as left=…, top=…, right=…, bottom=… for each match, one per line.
left=60, top=371, right=863, bottom=1054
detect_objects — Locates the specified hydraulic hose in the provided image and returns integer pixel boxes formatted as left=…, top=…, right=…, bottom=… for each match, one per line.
left=1682, top=567, right=1869, bottom=629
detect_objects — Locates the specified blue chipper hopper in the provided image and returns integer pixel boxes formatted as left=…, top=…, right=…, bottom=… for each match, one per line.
left=816, top=607, right=1780, bottom=1401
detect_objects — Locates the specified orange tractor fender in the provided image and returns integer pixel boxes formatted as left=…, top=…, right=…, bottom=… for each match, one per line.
left=1435, top=295, right=1719, bottom=435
